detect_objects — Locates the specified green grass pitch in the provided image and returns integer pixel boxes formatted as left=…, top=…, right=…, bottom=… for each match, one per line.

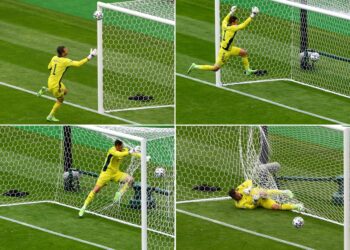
left=176, top=0, right=350, bottom=124
left=0, top=126, right=174, bottom=250
left=176, top=126, right=344, bottom=250
left=0, top=0, right=173, bottom=124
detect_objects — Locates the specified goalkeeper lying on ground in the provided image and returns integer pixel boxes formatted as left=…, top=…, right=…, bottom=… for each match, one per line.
left=188, top=6, right=259, bottom=76
left=79, top=139, right=145, bottom=217
left=37, top=46, right=97, bottom=122
left=228, top=179, right=304, bottom=211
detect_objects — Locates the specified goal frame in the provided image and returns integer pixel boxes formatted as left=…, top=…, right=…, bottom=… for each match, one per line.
left=176, top=125, right=350, bottom=250
left=96, top=1, right=175, bottom=114
left=0, top=125, right=175, bottom=250
left=214, top=0, right=350, bottom=101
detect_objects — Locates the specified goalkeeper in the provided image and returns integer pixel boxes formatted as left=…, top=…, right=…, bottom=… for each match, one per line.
left=79, top=139, right=145, bottom=217
left=188, top=6, right=259, bottom=76
left=37, top=46, right=97, bottom=122
left=228, top=179, right=304, bottom=211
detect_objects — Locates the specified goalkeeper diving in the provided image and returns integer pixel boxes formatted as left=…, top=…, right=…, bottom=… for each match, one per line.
left=188, top=6, right=261, bottom=76
left=79, top=139, right=149, bottom=217
left=228, top=179, right=304, bottom=211
left=37, top=46, right=97, bottom=122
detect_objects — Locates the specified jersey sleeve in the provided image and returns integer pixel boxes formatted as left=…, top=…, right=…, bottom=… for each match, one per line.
left=65, top=58, right=89, bottom=67
left=130, top=152, right=142, bottom=158
left=236, top=179, right=253, bottom=193
left=48, top=58, right=53, bottom=70
left=221, top=12, right=232, bottom=28
left=109, top=148, right=129, bottom=158
left=231, top=17, right=252, bottom=31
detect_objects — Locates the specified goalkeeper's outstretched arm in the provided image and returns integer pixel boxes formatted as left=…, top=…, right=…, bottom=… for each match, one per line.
left=67, top=49, right=98, bottom=67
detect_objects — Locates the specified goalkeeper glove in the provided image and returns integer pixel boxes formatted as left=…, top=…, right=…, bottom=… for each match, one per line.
left=229, top=6, right=237, bottom=16
left=250, top=6, right=259, bottom=18
left=252, top=194, right=260, bottom=203
left=87, top=48, right=97, bottom=60
left=146, top=156, right=151, bottom=162
left=243, top=186, right=252, bottom=195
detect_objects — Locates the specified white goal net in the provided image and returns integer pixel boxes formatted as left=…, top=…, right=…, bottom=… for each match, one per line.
left=0, top=125, right=175, bottom=250
left=97, top=0, right=175, bottom=113
left=215, top=0, right=350, bottom=98
left=177, top=125, right=348, bottom=226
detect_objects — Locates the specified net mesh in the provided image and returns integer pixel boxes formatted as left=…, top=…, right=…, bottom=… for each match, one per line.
left=100, top=0, right=174, bottom=111
left=0, top=126, right=174, bottom=250
left=177, top=126, right=344, bottom=224
left=218, top=0, right=350, bottom=97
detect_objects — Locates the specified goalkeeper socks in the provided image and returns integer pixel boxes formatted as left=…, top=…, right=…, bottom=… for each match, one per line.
left=242, top=56, right=250, bottom=70
left=120, top=183, right=129, bottom=195
left=83, top=191, right=96, bottom=208
left=281, top=203, right=294, bottom=210
left=49, top=102, right=62, bottom=117
left=196, top=65, right=216, bottom=71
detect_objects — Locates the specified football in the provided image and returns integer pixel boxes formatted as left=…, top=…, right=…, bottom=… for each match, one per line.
left=93, top=10, right=103, bottom=20
left=292, top=216, right=304, bottom=229
left=154, top=167, right=165, bottom=178
left=310, top=52, right=320, bottom=61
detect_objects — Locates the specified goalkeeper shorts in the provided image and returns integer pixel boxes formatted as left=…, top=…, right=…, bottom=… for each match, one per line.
left=96, top=171, right=129, bottom=188
left=258, top=198, right=278, bottom=209
left=49, top=82, right=66, bottom=98
left=215, top=47, right=242, bottom=67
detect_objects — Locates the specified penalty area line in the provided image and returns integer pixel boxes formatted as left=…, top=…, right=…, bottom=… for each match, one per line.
left=176, top=73, right=347, bottom=125
left=177, top=209, right=314, bottom=250
left=0, top=215, right=114, bottom=250
left=0, top=81, right=139, bottom=125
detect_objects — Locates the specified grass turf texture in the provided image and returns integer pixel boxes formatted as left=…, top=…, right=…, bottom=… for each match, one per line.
left=177, top=200, right=343, bottom=250
left=0, top=126, right=174, bottom=249
left=176, top=0, right=350, bottom=124
left=0, top=203, right=141, bottom=250
left=0, top=0, right=173, bottom=124
left=176, top=126, right=344, bottom=249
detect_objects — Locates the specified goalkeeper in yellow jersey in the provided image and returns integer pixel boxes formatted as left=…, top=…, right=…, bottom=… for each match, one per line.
left=228, top=179, right=304, bottom=211
left=37, top=46, right=97, bottom=122
left=79, top=139, right=147, bottom=217
left=188, top=6, right=261, bottom=76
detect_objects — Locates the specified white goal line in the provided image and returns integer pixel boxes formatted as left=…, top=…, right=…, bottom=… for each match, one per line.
left=176, top=73, right=347, bottom=125
left=0, top=215, right=114, bottom=250
left=177, top=209, right=315, bottom=250
left=0, top=81, right=139, bottom=125
left=0, top=200, right=175, bottom=239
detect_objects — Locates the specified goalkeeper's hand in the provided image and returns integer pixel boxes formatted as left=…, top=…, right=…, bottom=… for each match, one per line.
left=146, top=156, right=151, bottom=162
left=87, top=48, right=97, bottom=60
left=129, top=146, right=141, bottom=154
left=252, top=194, right=260, bottom=203
left=229, top=6, right=237, bottom=16
left=250, top=6, right=259, bottom=18
left=243, top=186, right=252, bottom=195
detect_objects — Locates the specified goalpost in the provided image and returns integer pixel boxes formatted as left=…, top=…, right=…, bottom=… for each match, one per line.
left=176, top=125, right=349, bottom=250
left=96, top=0, right=175, bottom=113
left=0, top=126, right=175, bottom=250
left=215, top=0, right=350, bottom=99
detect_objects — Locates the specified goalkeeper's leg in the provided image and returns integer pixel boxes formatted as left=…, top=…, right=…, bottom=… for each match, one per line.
left=187, top=48, right=228, bottom=74
left=47, top=87, right=68, bottom=122
left=187, top=63, right=220, bottom=74
left=79, top=185, right=101, bottom=217
left=237, top=48, right=257, bottom=76
left=114, top=174, right=134, bottom=202
left=260, top=198, right=304, bottom=211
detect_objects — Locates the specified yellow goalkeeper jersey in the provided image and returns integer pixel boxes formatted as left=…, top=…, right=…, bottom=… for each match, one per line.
left=102, top=147, right=141, bottom=173
left=234, top=179, right=260, bottom=209
left=220, top=14, right=252, bottom=51
left=47, top=56, right=88, bottom=89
